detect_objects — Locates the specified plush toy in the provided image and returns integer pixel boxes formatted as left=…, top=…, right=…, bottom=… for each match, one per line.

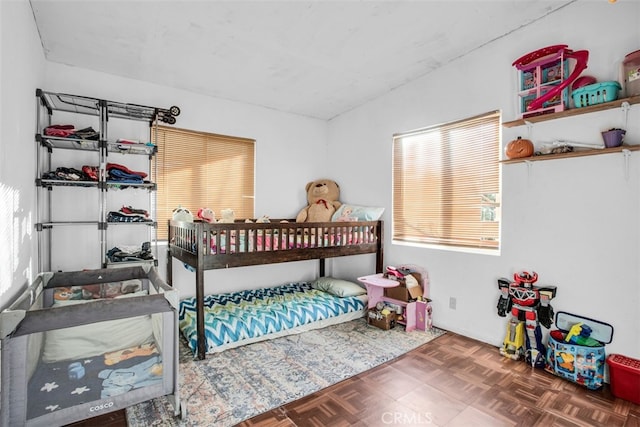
left=196, top=207, right=216, bottom=223
left=172, top=205, right=193, bottom=222
left=296, top=179, right=342, bottom=223
left=246, top=215, right=271, bottom=223
left=218, top=208, right=235, bottom=223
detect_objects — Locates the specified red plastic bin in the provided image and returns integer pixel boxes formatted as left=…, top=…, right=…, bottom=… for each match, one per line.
left=606, top=354, right=640, bottom=405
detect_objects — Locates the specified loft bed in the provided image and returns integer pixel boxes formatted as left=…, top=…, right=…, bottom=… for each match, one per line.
left=167, top=219, right=384, bottom=360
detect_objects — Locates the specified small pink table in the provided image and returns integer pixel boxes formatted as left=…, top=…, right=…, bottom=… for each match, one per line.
left=357, top=273, right=399, bottom=309
left=358, top=273, right=432, bottom=332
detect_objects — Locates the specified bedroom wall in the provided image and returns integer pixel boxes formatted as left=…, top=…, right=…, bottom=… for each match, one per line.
left=42, top=63, right=334, bottom=295
left=0, top=0, right=46, bottom=310
left=3, top=0, right=639, bottom=361
left=328, top=1, right=640, bottom=359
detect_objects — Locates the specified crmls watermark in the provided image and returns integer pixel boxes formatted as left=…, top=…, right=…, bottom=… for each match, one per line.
left=381, top=411, right=434, bottom=425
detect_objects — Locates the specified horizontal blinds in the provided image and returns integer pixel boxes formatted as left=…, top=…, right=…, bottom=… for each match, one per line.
left=392, top=111, right=500, bottom=250
left=153, top=126, right=255, bottom=239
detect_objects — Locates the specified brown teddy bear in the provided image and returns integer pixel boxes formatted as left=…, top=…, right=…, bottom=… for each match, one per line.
left=296, top=179, right=342, bottom=223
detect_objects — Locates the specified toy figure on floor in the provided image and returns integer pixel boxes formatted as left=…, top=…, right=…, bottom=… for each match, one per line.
left=496, top=271, right=557, bottom=368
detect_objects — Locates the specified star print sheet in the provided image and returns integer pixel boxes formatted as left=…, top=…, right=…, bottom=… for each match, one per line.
left=27, top=342, right=162, bottom=419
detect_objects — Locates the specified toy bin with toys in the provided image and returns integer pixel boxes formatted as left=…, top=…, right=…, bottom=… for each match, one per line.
left=367, top=309, right=396, bottom=330
left=544, top=311, right=613, bottom=390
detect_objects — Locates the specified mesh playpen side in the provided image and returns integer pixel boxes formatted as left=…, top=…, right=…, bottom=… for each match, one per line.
left=0, top=265, right=181, bottom=426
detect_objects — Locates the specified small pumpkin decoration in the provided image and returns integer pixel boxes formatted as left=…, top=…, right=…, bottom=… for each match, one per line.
left=505, top=136, right=534, bottom=159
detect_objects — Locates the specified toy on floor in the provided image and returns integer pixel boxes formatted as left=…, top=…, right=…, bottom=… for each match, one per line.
left=496, top=271, right=557, bottom=368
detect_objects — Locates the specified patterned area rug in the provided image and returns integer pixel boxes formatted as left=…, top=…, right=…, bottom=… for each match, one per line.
left=126, top=318, right=445, bottom=426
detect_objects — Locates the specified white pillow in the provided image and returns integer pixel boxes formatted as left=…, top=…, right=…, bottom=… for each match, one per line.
left=332, top=204, right=385, bottom=222
left=311, top=277, right=366, bottom=297
left=42, top=291, right=153, bottom=363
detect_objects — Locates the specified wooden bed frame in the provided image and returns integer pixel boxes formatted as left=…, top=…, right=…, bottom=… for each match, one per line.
left=167, top=219, right=384, bottom=359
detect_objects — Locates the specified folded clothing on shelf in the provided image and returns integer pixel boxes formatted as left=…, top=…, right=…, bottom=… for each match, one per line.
left=107, top=169, right=144, bottom=183
left=82, top=165, right=98, bottom=181
left=44, top=125, right=99, bottom=140
left=106, top=163, right=147, bottom=178
left=107, top=206, right=151, bottom=223
left=42, top=167, right=93, bottom=181
left=44, top=124, right=75, bottom=138
left=106, top=242, right=154, bottom=263
left=106, top=162, right=148, bottom=183
left=120, top=205, right=149, bottom=217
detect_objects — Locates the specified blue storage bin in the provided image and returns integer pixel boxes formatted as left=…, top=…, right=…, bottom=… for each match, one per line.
left=572, top=81, right=621, bottom=108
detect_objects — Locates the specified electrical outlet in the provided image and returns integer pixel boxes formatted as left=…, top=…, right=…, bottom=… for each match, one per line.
left=449, top=297, right=457, bottom=310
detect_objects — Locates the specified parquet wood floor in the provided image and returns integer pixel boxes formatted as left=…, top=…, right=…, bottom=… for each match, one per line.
left=70, top=331, right=640, bottom=426
left=239, top=332, right=640, bottom=427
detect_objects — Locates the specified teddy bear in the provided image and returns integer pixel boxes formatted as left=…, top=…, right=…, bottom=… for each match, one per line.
left=296, top=179, right=342, bottom=223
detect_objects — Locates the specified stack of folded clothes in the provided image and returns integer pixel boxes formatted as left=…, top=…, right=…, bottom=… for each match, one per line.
left=107, top=206, right=152, bottom=223
left=82, top=165, right=99, bottom=181
left=106, top=162, right=148, bottom=184
left=44, top=124, right=99, bottom=140
left=106, top=242, right=154, bottom=263
left=42, top=167, right=93, bottom=181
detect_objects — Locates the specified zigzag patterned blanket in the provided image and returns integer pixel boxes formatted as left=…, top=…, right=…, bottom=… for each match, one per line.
left=179, top=282, right=366, bottom=355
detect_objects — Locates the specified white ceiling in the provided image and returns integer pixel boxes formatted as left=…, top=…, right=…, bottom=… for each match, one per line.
left=30, top=0, right=575, bottom=120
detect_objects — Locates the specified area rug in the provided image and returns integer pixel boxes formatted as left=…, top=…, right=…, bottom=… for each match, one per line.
left=126, top=318, right=445, bottom=426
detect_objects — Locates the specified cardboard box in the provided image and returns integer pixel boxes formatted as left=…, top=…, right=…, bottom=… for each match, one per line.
left=384, top=285, right=410, bottom=302
left=367, top=310, right=396, bottom=330
left=383, top=272, right=423, bottom=302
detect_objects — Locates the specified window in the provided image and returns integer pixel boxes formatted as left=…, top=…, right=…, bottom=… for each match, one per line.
left=392, top=111, right=501, bottom=252
left=152, top=126, right=255, bottom=240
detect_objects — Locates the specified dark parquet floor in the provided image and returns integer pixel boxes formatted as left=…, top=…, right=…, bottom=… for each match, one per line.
left=70, top=331, right=640, bottom=427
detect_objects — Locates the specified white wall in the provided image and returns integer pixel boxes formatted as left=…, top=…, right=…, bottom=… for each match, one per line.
left=0, top=0, right=46, bottom=309
left=3, top=0, right=639, bottom=361
left=43, top=62, right=332, bottom=295
left=328, top=1, right=640, bottom=358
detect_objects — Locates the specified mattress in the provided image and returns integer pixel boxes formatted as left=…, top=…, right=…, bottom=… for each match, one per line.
left=27, top=341, right=162, bottom=419
left=179, top=282, right=367, bottom=355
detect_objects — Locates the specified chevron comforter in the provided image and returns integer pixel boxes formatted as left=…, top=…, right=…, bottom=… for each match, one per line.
left=179, top=282, right=367, bottom=355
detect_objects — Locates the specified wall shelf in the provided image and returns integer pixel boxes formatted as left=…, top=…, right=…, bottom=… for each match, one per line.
left=500, top=144, right=640, bottom=164
left=503, top=95, right=640, bottom=128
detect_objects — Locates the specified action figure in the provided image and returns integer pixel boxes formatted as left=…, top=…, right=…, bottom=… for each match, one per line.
left=497, top=271, right=557, bottom=368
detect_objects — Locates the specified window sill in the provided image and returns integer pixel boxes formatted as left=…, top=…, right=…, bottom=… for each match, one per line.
left=392, top=239, right=500, bottom=256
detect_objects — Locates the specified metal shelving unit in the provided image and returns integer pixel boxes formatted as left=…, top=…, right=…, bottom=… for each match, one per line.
left=34, top=89, right=178, bottom=271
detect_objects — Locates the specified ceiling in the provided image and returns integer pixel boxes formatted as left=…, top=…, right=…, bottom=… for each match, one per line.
left=30, top=0, right=575, bottom=120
